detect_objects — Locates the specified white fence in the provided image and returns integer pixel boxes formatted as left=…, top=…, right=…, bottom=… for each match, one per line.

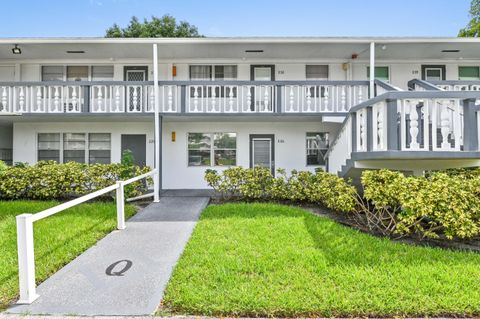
left=16, top=169, right=157, bottom=304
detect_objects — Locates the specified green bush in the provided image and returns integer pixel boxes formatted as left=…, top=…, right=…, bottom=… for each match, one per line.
left=0, top=161, right=152, bottom=200
left=362, top=169, right=480, bottom=240
left=204, top=167, right=358, bottom=212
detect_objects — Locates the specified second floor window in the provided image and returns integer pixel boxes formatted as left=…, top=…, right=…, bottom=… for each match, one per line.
left=189, top=65, right=237, bottom=80
left=41, top=65, right=114, bottom=81
left=367, top=66, right=390, bottom=82
left=306, top=65, right=329, bottom=80
left=459, top=66, right=480, bottom=80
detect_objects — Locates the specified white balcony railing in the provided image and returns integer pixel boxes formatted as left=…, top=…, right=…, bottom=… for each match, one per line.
left=0, top=81, right=374, bottom=115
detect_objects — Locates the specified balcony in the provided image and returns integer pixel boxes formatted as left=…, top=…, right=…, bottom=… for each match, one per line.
left=0, top=81, right=374, bottom=115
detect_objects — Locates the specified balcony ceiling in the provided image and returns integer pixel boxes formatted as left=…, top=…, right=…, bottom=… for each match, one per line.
left=0, top=37, right=479, bottom=61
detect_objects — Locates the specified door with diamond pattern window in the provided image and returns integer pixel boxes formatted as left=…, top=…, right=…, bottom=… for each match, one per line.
left=124, top=67, right=147, bottom=112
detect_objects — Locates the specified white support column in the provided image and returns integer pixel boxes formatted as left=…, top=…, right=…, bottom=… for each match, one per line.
left=16, top=214, right=39, bottom=304
left=115, top=182, right=125, bottom=230
left=369, top=42, right=375, bottom=98
left=153, top=43, right=160, bottom=202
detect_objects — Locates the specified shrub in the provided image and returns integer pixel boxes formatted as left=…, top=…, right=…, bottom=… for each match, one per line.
left=0, top=161, right=152, bottom=200
left=204, top=167, right=358, bottom=212
left=362, top=169, right=480, bottom=240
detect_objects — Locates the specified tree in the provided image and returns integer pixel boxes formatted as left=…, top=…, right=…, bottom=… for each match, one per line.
left=105, top=15, right=202, bottom=38
left=459, top=0, right=480, bottom=37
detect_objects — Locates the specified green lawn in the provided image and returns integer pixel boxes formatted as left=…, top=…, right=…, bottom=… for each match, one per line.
left=0, top=200, right=136, bottom=310
left=162, top=203, right=480, bottom=318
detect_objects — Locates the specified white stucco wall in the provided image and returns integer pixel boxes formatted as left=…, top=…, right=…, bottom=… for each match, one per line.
left=1, top=59, right=478, bottom=90
left=162, top=121, right=340, bottom=189
left=13, top=121, right=154, bottom=166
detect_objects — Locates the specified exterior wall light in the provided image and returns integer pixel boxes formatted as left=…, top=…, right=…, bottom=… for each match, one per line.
left=12, top=44, right=21, bottom=54
left=171, top=131, right=176, bottom=142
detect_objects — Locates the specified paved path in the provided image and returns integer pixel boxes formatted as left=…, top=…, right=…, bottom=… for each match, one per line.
left=7, top=197, right=209, bottom=316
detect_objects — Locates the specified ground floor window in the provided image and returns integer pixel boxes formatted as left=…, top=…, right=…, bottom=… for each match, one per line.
left=188, top=132, right=236, bottom=166
left=37, top=133, right=111, bottom=164
left=38, top=133, right=61, bottom=162
left=306, top=132, right=329, bottom=166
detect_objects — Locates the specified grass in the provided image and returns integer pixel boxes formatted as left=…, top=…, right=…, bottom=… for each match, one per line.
left=162, top=203, right=480, bottom=318
left=0, top=200, right=136, bottom=310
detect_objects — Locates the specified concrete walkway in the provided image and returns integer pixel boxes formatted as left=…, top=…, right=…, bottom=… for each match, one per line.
left=7, top=196, right=209, bottom=316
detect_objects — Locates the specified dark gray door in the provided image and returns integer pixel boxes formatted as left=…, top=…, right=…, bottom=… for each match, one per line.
left=250, top=134, right=275, bottom=174
left=121, top=134, right=146, bottom=167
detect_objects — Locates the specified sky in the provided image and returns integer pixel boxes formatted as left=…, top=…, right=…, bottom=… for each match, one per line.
left=0, top=0, right=472, bottom=38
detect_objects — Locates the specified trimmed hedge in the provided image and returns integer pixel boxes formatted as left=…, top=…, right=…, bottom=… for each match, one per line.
left=206, top=167, right=480, bottom=241
left=205, top=167, right=358, bottom=213
left=0, top=160, right=151, bottom=200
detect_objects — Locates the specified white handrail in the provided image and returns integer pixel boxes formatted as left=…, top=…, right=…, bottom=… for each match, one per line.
left=15, top=169, right=158, bottom=304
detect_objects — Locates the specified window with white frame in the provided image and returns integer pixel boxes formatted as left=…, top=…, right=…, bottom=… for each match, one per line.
left=38, top=133, right=61, bottom=162
left=89, top=133, right=111, bottom=164
left=37, top=133, right=111, bottom=164
left=41, top=65, right=114, bottom=81
left=367, top=66, right=390, bottom=82
left=188, top=132, right=237, bottom=166
left=306, top=65, right=329, bottom=80
left=63, top=133, right=86, bottom=163
left=306, top=65, right=329, bottom=97
left=459, top=66, right=480, bottom=80
left=306, top=132, right=329, bottom=166
left=189, top=65, right=238, bottom=80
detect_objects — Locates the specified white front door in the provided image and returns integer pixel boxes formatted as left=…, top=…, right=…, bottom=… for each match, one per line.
left=251, top=135, right=274, bottom=173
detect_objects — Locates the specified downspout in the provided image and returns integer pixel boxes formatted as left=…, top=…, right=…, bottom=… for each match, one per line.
left=369, top=42, right=375, bottom=98
left=153, top=43, right=160, bottom=202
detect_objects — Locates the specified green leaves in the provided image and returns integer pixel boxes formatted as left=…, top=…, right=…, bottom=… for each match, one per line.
left=362, top=169, right=480, bottom=240
left=105, top=15, right=203, bottom=38
left=204, top=167, right=357, bottom=212
left=459, top=0, right=480, bottom=37
left=0, top=161, right=152, bottom=200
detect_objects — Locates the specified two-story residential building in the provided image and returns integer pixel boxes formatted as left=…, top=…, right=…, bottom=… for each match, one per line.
left=1, top=37, right=480, bottom=190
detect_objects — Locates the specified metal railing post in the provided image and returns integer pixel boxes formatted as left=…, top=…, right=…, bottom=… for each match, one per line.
left=16, top=214, right=38, bottom=304
left=115, top=182, right=125, bottom=230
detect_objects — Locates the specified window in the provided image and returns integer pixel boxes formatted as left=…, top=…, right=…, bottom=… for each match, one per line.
left=38, top=133, right=60, bottom=162
left=188, top=133, right=211, bottom=166
left=459, top=66, right=480, bottom=80
left=306, top=132, right=329, bottom=166
left=214, top=133, right=237, bottom=166
left=367, top=66, right=390, bottom=81
left=63, top=133, right=86, bottom=163
left=425, top=68, right=443, bottom=81
left=188, top=132, right=237, bottom=166
left=42, top=66, right=64, bottom=81
left=215, top=65, right=237, bottom=80
left=89, top=133, right=111, bottom=164
left=37, top=133, right=111, bottom=164
left=189, top=65, right=238, bottom=97
left=42, top=65, right=114, bottom=81
left=306, top=65, right=329, bottom=80
left=306, top=65, right=329, bottom=97
left=92, top=66, right=114, bottom=81
left=189, top=65, right=237, bottom=80
left=189, top=65, right=212, bottom=80
left=67, top=66, right=88, bottom=81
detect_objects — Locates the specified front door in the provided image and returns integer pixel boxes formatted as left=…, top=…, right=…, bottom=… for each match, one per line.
left=124, top=66, right=148, bottom=111
left=121, top=134, right=146, bottom=167
left=250, top=134, right=275, bottom=174
left=250, top=65, right=275, bottom=112
left=422, top=65, right=446, bottom=81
